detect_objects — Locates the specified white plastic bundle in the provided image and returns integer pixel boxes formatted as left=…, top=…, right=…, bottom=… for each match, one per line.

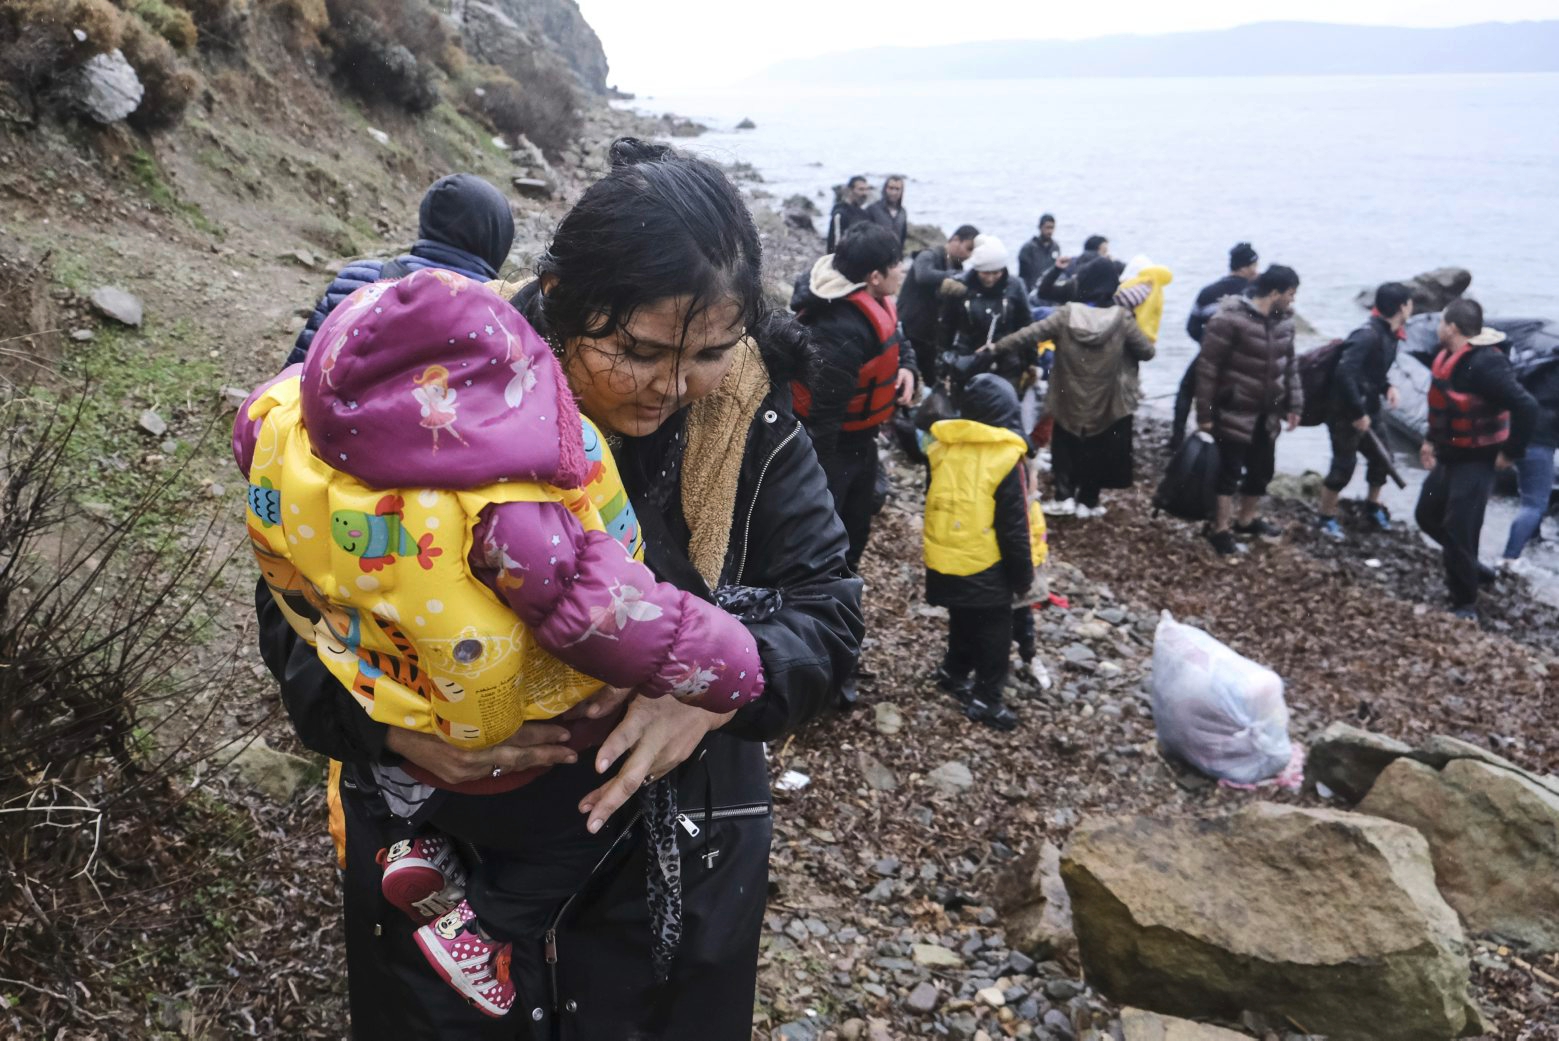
left=1150, top=612, right=1293, bottom=784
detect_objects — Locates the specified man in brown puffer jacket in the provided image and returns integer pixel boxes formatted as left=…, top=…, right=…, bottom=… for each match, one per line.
left=1194, top=265, right=1303, bottom=555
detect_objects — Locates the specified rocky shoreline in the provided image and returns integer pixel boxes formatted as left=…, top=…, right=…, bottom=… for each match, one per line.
left=752, top=419, right=1559, bottom=1041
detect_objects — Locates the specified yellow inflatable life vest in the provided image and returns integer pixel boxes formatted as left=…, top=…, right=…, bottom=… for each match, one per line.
left=924, top=419, right=1048, bottom=575
left=245, top=376, right=639, bottom=749
left=1119, top=264, right=1174, bottom=343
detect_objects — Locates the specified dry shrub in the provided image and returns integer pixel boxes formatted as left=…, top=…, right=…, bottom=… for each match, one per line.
left=470, top=54, right=579, bottom=158
left=0, top=0, right=126, bottom=106
left=129, top=0, right=197, bottom=50
left=121, top=14, right=200, bottom=128
left=322, top=0, right=447, bottom=113
left=181, top=0, right=249, bottom=48
left=263, top=0, right=327, bottom=38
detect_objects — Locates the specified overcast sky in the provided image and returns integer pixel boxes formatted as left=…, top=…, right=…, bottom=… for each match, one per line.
left=575, top=1, right=1558, bottom=93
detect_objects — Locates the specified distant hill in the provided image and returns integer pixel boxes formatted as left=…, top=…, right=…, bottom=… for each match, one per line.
left=762, top=20, right=1559, bottom=81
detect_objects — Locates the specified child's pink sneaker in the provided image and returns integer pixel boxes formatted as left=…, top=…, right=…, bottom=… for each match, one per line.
left=379, top=833, right=467, bottom=923
left=414, top=901, right=515, bottom=1018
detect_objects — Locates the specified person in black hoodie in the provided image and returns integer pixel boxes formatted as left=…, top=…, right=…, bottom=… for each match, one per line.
left=938, top=234, right=1032, bottom=391
left=1167, top=242, right=1258, bottom=450
left=1016, top=214, right=1060, bottom=293
left=898, top=224, right=979, bottom=379
left=256, top=139, right=864, bottom=1040
left=1316, top=282, right=1413, bottom=539
left=287, top=174, right=516, bottom=366
left=826, top=175, right=871, bottom=252
left=1415, top=298, right=1537, bottom=620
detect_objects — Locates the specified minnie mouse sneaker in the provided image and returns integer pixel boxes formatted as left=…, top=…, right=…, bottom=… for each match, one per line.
left=414, top=901, right=516, bottom=1018
left=380, top=832, right=467, bottom=924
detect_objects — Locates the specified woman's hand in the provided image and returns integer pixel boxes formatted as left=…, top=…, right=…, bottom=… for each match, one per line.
left=558, top=684, right=634, bottom=722
left=578, top=696, right=734, bottom=834
left=385, top=724, right=577, bottom=786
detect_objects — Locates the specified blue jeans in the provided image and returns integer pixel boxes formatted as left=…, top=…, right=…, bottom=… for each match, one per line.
left=1503, top=443, right=1556, bottom=559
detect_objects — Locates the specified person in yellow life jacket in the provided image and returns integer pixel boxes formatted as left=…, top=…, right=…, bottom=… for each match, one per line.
left=924, top=374, right=1047, bottom=732
left=234, top=269, right=767, bottom=1018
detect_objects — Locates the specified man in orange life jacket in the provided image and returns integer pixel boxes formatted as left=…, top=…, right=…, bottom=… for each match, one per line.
left=793, top=223, right=918, bottom=574
left=1414, top=298, right=1537, bottom=620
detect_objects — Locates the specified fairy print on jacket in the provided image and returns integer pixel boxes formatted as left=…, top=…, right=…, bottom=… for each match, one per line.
left=233, top=269, right=762, bottom=780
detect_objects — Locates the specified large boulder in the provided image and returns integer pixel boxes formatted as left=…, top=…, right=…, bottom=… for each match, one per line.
left=215, top=736, right=321, bottom=802
left=1305, top=722, right=1415, bottom=802
left=456, top=0, right=609, bottom=94
left=1062, top=803, right=1483, bottom=1041
left=64, top=50, right=144, bottom=124
left=1359, top=757, right=1559, bottom=951
left=1354, top=267, right=1472, bottom=314
left=1119, top=1009, right=1251, bottom=1041
left=992, top=841, right=1077, bottom=962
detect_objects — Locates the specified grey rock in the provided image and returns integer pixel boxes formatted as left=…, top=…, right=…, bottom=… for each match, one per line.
left=865, top=879, right=894, bottom=902
left=911, top=943, right=963, bottom=968
left=137, top=410, right=168, bottom=437
left=993, top=841, right=1076, bottom=962
left=221, top=386, right=251, bottom=410
left=873, top=702, right=905, bottom=736
left=1045, top=979, right=1083, bottom=1001
left=511, top=176, right=553, bottom=200
left=214, top=736, right=320, bottom=802
left=1061, top=643, right=1097, bottom=664
left=282, top=248, right=318, bottom=269
left=736, top=117, right=757, bottom=129
left=65, top=50, right=143, bottom=123
left=1304, top=721, right=1416, bottom=802
left=872, top=857, right=900, bottom=877
left=927, top=761, right=974, bottom=794
left=776, top=1020, right=818, bottom=1041
left=906, top=980, right=941, bottom=1013
left=859, top=751, right=899, bottom=792
left=1006, top=950, right=1037, bottom=975
left=71, top=328, right=95, bottom=342
left=1044, top=1008, right=1077, bottom=1039
left=1118, top=1008, right=1252, bottom=1040
left=90, top=286, right=143, bottom=327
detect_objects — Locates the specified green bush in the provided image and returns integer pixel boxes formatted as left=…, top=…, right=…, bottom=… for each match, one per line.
left=180, top=0, right=248, bottom=48
left=322, top=0, right=456, bottom=112
left=129, top=0, right=197, bottom=50
left=0, top=0, right=126, bottom=108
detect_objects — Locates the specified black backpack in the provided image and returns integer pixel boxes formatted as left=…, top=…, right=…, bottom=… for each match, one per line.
left=1153, top=433, right=1222, bottom=521
left=1297, top=337, right=1345, bottom=427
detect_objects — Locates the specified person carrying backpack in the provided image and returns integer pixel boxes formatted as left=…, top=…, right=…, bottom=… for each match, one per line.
left=286, top=174, right=516, bottom=367
left=1316, top=282, right=1414, bottom=539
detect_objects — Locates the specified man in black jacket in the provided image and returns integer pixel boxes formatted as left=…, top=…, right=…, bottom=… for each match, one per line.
left=898, top=224, right=978, bottom=380
left=1317, top=282, right=1413, bottom=539
left=1016, top=214, right=1060, bottom=293
left=1414, top=299, right=1538, bottom=619
left=1168, top=241, right=1260, bottom=450
left=864, top=175, right=907, bottom=251
left=826, top=175, right=871, bottom=252
left=793, top=223, right=917, bottom=571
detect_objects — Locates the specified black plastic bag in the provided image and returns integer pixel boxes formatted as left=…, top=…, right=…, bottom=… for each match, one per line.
left=913, top=383, right=957, bottom=432
left=1153, top=432, right=1221, bottom=521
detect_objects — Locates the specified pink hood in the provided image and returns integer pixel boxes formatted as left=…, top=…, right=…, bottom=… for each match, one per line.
left=299, top=269, right=586, bottom=491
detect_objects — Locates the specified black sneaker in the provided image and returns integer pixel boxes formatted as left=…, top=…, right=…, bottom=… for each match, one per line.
left=1451, top=603, right=1479, bottom=622
left=934, top=667, right=973, bottom=703
left=1207, top=530, right=1239, bottom=556
left=1477, top=563, right=1499, bottom=587
left=836, top=676, right=860, bottom=712
left=1233, top=517, right=1283, bottom=538
left=965, top=698, right=1019, bottom=732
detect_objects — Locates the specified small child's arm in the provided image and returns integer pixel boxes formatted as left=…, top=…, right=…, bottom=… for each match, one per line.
left=472, top=501, right=765, bottom=712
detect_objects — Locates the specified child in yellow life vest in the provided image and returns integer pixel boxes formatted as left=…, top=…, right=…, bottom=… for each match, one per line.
left=923, top=374, right=1048, bottom=732
left=234, top=270, right=765, bottom=1018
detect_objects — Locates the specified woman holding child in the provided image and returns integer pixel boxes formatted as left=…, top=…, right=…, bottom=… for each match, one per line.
left=253, top=139, right=864, bottom=1038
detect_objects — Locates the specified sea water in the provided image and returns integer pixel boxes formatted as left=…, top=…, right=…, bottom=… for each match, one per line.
left=634, top=73, right=1559, bottom=597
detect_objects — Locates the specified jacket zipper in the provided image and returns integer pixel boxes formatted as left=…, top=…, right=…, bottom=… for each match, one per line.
left=735, top=422, right=802, bottom=585
left=542, top=810, right=643, bottom=1013
left=676, top=803, right=772, bottom=836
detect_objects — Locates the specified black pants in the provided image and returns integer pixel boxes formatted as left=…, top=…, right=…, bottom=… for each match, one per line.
left=1012, top=607, right=1035, bottom=662
left=826, top=434, right=880, bottom=571
left=1415, top=457, right=1496, bottom=608
left=1323, top=412, right=1391, bottom=493
left=1170, top=358, right=1199, bottom=449
left=943, top=606, right=1013, bottom=703
left=1215, top=417, right=1277, bottom=497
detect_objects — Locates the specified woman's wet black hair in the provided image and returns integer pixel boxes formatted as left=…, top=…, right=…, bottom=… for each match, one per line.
left=536, top=137, right=765, bottom=349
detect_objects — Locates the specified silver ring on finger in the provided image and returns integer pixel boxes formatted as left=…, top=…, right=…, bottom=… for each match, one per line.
left=491, top=765, right=503, bottom=779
